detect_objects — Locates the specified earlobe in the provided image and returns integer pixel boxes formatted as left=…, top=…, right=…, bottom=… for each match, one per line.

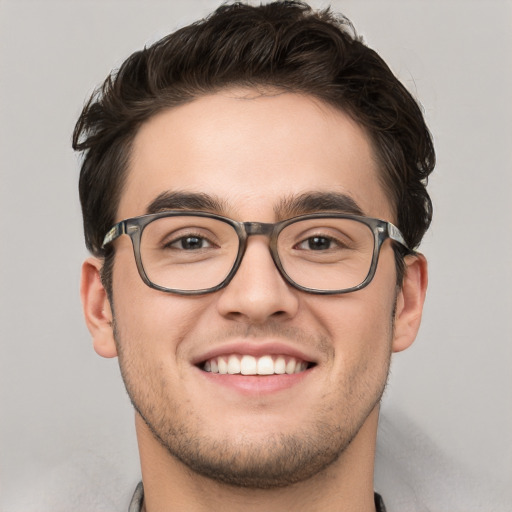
left=81, top=257, right=118, bottom=358
left=392, top=253, right=428, bottom=353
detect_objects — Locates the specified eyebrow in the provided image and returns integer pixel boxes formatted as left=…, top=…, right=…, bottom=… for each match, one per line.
left=274, top=192, right=364, bottom=219
left=145, top=190, right=364, bottom=219
left=145, top=191, right=228, bottom=215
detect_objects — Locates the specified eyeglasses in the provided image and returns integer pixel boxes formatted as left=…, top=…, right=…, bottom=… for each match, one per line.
left=102, top=211, right=410, bottom=295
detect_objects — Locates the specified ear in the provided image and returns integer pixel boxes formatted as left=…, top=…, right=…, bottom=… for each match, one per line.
left=392, top=253, right=428, bottom=353
left=80, top=257, right=118, bottom=358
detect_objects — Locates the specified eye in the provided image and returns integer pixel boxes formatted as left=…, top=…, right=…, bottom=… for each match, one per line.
left=167, top=235, right=214, bottom=250
left=296, top=236, right=339, bottom=251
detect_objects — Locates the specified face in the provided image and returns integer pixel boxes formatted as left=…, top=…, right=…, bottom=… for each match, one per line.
left=86, top=89, right=423, bottom=488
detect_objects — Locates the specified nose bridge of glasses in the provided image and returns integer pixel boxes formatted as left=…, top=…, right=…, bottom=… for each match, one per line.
left=235, top=221, right=286, bottom=288
left=243, top=221, right=275, bottom=237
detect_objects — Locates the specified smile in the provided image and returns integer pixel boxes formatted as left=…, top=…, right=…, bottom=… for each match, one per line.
left=201, top=354, right=312, bottom=375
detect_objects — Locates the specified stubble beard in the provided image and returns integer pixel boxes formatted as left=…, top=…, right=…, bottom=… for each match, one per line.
left=112, top=318, right=392, bottom=489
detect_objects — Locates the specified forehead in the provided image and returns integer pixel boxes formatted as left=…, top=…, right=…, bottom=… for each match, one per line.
left=118, top=90, right=393, bottom=222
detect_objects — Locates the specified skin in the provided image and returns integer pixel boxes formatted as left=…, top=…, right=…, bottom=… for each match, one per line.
left=81, top=89, right=427, bottom=512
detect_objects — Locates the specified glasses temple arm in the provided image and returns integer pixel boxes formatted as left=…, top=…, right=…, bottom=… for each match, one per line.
left=102, top=222, right=126, bottom=248
left=387, top=223, right=410, bottom=251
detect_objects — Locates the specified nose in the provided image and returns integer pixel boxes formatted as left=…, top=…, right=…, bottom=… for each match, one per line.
left=216, top=237, right=300, bottom=324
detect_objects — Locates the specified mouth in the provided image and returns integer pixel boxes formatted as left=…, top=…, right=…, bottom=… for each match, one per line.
left=199, top=354, right=315, bottom=375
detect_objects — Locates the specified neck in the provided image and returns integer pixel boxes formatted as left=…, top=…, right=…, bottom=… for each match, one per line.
left=135, top=406, right=380, bottom=512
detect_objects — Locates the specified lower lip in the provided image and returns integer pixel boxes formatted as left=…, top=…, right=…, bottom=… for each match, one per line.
left=197, top=368, right=312, bottom=395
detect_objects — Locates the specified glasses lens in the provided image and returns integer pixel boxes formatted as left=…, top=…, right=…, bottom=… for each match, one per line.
left=277, top=217, right=375, bottom=291
left=140, top=216, right=239, bottom=291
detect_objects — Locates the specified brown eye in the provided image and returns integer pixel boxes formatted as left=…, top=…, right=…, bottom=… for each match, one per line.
left=296, top=236, right=339, bottom=251
left=165, top=235, right=214, bottom=250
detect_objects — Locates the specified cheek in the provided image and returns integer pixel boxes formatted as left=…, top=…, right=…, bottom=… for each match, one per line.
left=316, top=292, right=394, bottom=346
left=111, top=250, right=213, bottom=360
left=310, top=285, right=396, bottom=382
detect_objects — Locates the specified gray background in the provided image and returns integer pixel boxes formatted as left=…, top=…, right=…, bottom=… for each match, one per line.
left=1, top=1, right=511, bottom=510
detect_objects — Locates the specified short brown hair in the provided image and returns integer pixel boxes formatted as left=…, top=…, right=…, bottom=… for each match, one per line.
left=73, top=0, right=434, bottom=289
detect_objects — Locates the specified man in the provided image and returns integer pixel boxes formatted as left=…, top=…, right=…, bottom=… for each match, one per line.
left=73, top=1, right=434, bottom=510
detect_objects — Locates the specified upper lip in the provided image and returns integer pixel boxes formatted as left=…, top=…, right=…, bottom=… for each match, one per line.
left=191, top=340, right=319, bottom=366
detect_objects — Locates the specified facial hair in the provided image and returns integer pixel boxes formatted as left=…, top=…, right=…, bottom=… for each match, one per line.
left=113, top=317, right=393, bottom=489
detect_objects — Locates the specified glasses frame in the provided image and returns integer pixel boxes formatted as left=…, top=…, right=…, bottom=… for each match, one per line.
left=102, top=210, right=410, bottom=295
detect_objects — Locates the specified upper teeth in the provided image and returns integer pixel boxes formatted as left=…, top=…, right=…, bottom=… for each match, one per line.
left=203, top=355, right=308, bottom=375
